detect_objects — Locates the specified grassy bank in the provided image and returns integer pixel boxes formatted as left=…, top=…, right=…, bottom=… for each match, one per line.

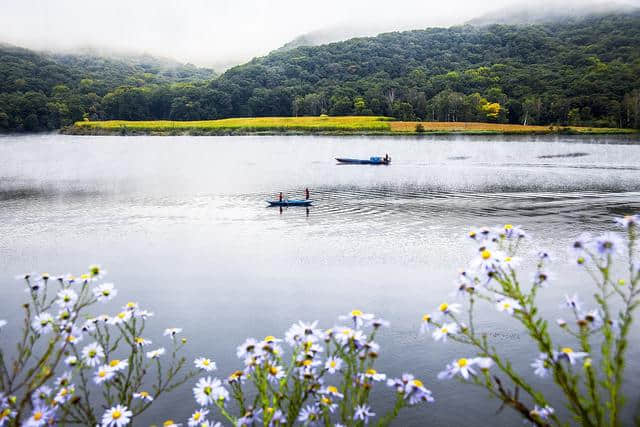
left=65, top=116, right=638, bottom=136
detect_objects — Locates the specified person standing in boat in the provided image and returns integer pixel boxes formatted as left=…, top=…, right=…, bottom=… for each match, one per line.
left=305, top=188, right=310, bottom=200
left=279, top=192, right=283, bottom=202
left=384, top=153, right=390, bottom=163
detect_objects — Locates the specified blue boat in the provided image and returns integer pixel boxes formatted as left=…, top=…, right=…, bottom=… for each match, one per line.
left=267, top=199, right=313, bottom=207
left=336, top=156, right=390, bottom=165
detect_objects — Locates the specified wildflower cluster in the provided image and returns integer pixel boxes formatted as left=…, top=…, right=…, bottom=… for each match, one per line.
left=188, top=310, right=432, bottom=426
left=0, top=266, right=194, bottom=426
left=422, top=218, right=640, bottom=426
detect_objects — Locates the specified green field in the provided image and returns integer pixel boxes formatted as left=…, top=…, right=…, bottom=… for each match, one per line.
left=67, top=116, right=638, bottom=136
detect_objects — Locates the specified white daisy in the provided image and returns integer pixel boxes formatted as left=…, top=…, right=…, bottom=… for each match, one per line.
left=164, top=328, right=182, bottom=338
left=133, top=391, right=154, bottom=402
left=284, top=320, right=320, bottom=346
left=562, top=294, right=582, bottom=312
left=496, top=298, right=522, bottom=315
left=193, top=377, right=228, bottom=406
left=434, top=302, right=461, bottom=319
left=339, top=309, right=374, bottom=328
left=81, top=342, right=105, bottom=367
left=432, top=322, right=459, bottom=342
left=188, top=409, right=209, bottom=427
left=554, top=347, right=588, bottom=365
left=134, top=309, right=154, bottom=319
left=531, top=353, right=552, bottom=377
left=93, top=283, right=117, bottom=302
left=134, top=337, right=152, bottom=347
left=437, top=358, right=477, bottom=380
left=419, top=314, right=432, bottom=334
left=32, top=312, right=54, bottom=335
left=94, top=365, right=115, bottom=384
left=108, top=311, right=132, bottom=325
left=55, top=289, right=78, bottom=308
left=88, top=264, right=107, bottom=279
left=195, top=357, right=217, bottom=372
left=146, top=348, right=166, bottom=359
left=123, top=302, right=139, bottom=312
left=360, top=368, right=386, bottom=382
left=101, top=404, right=132, bottom=427
left=24, top=405, right=54, bottom=427
left=107, top=359, right=129, bottom=371
left=265, top=364, right=285, bottom=383
left=354, top=404, right=375, bottom=424
left=324, top=356, right=343, bottom=374
left=236, top=338, right=259, bottom=359
left=65, top=355, right=79, bottom=367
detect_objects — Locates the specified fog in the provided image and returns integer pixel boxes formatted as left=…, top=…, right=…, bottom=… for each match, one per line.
left=0, top=0, right=638, bottom=70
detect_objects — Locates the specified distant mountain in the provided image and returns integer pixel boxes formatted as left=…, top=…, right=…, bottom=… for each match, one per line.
left=467, top=1, right=639, bottom=25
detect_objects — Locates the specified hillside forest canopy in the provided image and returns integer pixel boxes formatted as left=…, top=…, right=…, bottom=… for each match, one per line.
left=1, top=12, right=639, bottom=132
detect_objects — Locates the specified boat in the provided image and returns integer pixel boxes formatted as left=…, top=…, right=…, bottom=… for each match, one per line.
left=267, top=199, right=313, bottom=207
left=335, top=156, right=390, bottom=165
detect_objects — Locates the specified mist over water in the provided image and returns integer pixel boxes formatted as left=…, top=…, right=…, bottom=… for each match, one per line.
left=1, top=134, right=640, bottom=424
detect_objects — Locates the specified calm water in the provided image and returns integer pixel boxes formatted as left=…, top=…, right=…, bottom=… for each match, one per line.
left=1, top=134, right=640, bottom=425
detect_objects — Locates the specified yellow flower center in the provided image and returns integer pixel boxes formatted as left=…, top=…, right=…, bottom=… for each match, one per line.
left=90, top=266, right=100, bottom=275
left=204, top=386, right=212, bottom=395
left=441, top=327, right=448, bottom=334
left=81, top=274, right=90, bottom=280
left=350, top=309, right=363, bottom=317
left=264, top=335, right=276, bottom=342
left=135, top=337, right=143, bottom=344
left=366, top=369, right=377, bottom=375
left=89, top=350, right=96, bottom=357
left=330, top=361, right=337, bottom=368
left=505, top=224, right=513, bottom=230
left=266, top=407, right=274, bottom=414
left=202, top=359, right=210, bottom=366
left=109, top=360, right=120, bottom=367
left=503, top=302, right=511, bottom=308
left=412, top=379, right=424, bottom=387
left=194, top=412, right=202, bottom=420
left=321, top=397, right=330, bottom=405
left=117, top=312, right=126, bottom=319
left=302, top=360, right=312, bottom=367
left=140, top=391, right=149, bottom=397
left=505, top=257, right=512, bottom=262
left=102, top=290, right=110, bottom=296
left=112, top=410, right=121, bottom=420
left=562, top=347, right=573, bottom=354
left=327, top=385, right=338, bottom=393
left=481, top=250, right=491, bottom=260
left=99, top=370, right=106, bottom=378
left=1, top=409, right=11, bottom=418
left=469, top=231, right=476, bottom=237
left=438, top=303, right=448, bottom=312
left=269, top=366, right=278, bottom=375
left=422, top=314, right=430, bottom=322
left=164, top=420, right=174, bottom=426
left=458, top=358, right=468, bottom=367
left=34, top=411, right=43, bottom=421
left=126, top=302, right=136, bottom=308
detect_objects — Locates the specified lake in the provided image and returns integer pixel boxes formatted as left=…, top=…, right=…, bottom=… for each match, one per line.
left=1, top=134, right=640, bottom=425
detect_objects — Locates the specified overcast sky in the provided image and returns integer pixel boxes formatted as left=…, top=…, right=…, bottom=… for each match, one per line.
left=0, top=0, right=638, bottom=68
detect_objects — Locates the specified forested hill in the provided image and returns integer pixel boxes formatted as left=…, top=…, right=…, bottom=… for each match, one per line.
left=212, top=12, right=640, bottom=128
left=0, top=44, right=216, bottom=131
left=1, top=12, right=640, bottom=132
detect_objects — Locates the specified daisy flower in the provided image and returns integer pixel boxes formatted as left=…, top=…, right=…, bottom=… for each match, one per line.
left=339, top=310, right=374, bottom=328
left=193, top=377, right=228, bottom=406
left=554, top=347, right=588, bottom=365
left=405, top=378, right=434, bottom=405
left=24, top=404, right=54, bottom=427
left=107, top=359, right=128, bottom=371
left=54, top=371, right=72, bottom=388
left=61, top=325, right=83, bottom=346
left=188, top=408, right=209, bottom=427
left=237, top=409, right=262, bottom=427
left=89, top=264, right=106, bottom=279
left=161, top=420, right=181, bottom=427
left=432, top=322, right=459, bottom=342
left=164, top=328, right=182, bottom=338
left=265, top=364, right=285, bottom=383
left=94, top=365, right=115, bottom=384
left=81, top=342, right=105, bottom=367
left=369, top=318, right=390, bottom=329
left=419, top=314, right=432, bottom=334
left=361, top=368, right=386, bottom=382
left=133, top=391, right=153, bottom=402
left=123, top=302, right=138, bottom=312
left=593, top=232, right=622, bottom=256
left=438, top=358, right=477, bottom=380
left=31, top=385, right=52, bottom=406
left=134, top=309, right=154, bottom=319
left=146, top=348, right=166, bottom=359
left=284, top=321, right=320, bottom=346
left=562, top=294, right=582, bottom=312
left=134, top=337, right=152, bottom=347
left=55, top=289, right=78, bottom=308
left=64, top=355, right=79, bottom=367
left=101, top=404, right=132, bottom=427
left=108, top=311, right=132, bottom=326
left=354, top=404, right=375, bottom=424
left=93, top=283, right=117, bottom=302
left=434, top=302, right=461, bottom=319
left=297, top=405, right=320, bottom=424
left=1, top=404, right=17, bottom=424
left=474, top=357, right=494, bottom=370
left=32, top=313, right=54, bottom=335
left=236, top=338, right=258, bottom=359
left=320, top=385, right=344, bottom=399
left=496, top=298, right=522, bottom=315
left=195, top=357, right=217, bottom=372
left=324, top=356, right=343, bottom=374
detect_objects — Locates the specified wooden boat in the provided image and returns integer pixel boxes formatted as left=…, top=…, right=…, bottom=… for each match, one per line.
left=267, top=199, right=313, bottom=207
left=336, top=156, right=390, bottom=165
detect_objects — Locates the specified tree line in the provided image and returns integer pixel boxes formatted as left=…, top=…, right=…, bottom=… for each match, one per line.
left=1, top=12, right=640, bottom=132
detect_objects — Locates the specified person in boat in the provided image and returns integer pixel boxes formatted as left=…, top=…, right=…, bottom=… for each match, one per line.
left=305, top=188, right=310, bottom=200
left=279, top=192, right=283, bottom=202
left=384, top=153, right=390, bottom=163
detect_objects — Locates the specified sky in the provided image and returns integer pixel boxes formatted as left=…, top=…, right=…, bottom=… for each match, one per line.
left=0, top=0, right=639, bottom=69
